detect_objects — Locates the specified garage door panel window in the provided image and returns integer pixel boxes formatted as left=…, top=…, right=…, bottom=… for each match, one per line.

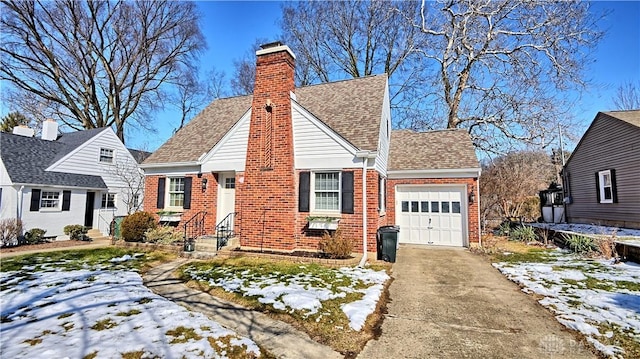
left=401, top=201, right=409, bottom=212
left=421, top=201, right=429, bottom=212
left=442, top=202, right=450, bottom=213
left=431, top=201, right=440, bottom=213
left=452, top=201, right=461, bottom=213
left=411, top=201, right=419, bottom=212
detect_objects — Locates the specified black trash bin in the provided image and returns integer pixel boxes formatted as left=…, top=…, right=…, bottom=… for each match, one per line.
left=377, top=226, right=399, bottom=262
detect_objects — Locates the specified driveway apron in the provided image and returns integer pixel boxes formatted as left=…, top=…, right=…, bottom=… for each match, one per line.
left=358, top=245, right=595, bottom=359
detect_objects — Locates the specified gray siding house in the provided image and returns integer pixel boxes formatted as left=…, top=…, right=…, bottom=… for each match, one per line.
left=562, top=110, right=640, bottom=229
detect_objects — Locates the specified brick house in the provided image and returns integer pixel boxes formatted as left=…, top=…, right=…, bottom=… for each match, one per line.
left=141, top=42, right=480, bottom=257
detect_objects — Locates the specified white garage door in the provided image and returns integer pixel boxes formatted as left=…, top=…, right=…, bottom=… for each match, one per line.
left=396, top=186, right=466, bottom=247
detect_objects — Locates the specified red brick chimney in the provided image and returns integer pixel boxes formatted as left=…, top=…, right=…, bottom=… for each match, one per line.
left=238, top=42, right=297, bottom=250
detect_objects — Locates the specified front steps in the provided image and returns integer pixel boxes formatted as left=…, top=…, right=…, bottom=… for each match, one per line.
left=87, top=228, right=111, bottom=242
left=182, top=234, right=238, bottom=259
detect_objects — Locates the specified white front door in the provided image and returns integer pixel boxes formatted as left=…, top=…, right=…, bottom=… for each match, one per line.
left=395, top=185, right=466, bottom=247
left=217, top=172, right=236, bottom=229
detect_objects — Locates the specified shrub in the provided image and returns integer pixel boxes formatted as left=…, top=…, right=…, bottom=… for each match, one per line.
left=144, top=226, right=184, bottom=244
left=320, top=228, right=353, bottom=259
left=509, top=225, right=537, bottom=242
left=64, top=225, right=88, bottom=240
left=563, top=233, right=597, bottom=254
left=0, top=218, right=23, bottom=247
left=121, top=211, right=157, bottom=242
left=24, top=228, right=47, bottom=245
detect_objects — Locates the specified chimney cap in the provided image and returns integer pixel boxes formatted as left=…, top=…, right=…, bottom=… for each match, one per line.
left=256, top=41, right=296, bottom=59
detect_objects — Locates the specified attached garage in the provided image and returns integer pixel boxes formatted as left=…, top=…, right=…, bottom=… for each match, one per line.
left=395, top=185, right=467, bottom=247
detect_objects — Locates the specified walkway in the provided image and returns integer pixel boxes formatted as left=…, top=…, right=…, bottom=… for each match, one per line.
left=358, top=245, right=595, bottom=359
left=142, top=259, right=342, bottom=359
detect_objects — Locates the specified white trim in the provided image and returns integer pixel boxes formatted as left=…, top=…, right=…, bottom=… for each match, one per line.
left=388, top=168, right=481, bottom=179
left=10, top=183, right=106, bottom=191
left=598, top=170, right=614, bottom=204
left=256, top=44, right=296, bottom=59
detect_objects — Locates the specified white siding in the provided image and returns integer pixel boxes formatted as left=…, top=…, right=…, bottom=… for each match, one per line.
left=20, top=187, right=87, bottom=238
left=0, top=186, right=18, bottom=221
left=46, top=129, right=143, bottom=223
left=201, top=112, right=251, bottom=172
left=375, top=84, right=391, bottom=174
left=47, top=129, right=140, bottom=189
left=292, top=103, right=359, bottom=170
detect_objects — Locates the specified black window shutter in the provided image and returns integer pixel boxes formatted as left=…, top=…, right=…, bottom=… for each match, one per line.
left=157, top=178, right=165, bottom=209
left=595, top=172, right=600, bottom=203
left=30, top=189, right=41, bottom=211
left=299, top=172, right=310, bottom=212
left=62, top=191, right=71, bottom=211
left=183, top=177, right=192, bottom=209
left=610, top=169, right=618, bottom=203
left=341, top=171, right=354, bottom=214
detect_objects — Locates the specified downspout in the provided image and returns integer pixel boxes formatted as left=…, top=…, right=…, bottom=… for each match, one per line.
left=356, top=151, right=377, bottom=267
left=17, top=186, right=24, bottom=220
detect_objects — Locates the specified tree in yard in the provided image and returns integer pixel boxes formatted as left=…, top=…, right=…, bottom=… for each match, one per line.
left=611, top=80, right=640, bottom=110
left=480, top=151, right=557, bottom=225
left=0, top=112, right=31, bottom=133
left=276, top=0, right=604, bottom=154
left=0, top=0, right=205, bottom=143
left=107, top=156, right=145, bottom=214
left=230, top=38, right=269, bottom=96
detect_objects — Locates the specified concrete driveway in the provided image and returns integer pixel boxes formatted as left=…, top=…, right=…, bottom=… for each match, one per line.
left=359, top=245, right=595, bottom=359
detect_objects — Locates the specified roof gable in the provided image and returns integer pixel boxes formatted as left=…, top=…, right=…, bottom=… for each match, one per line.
left=564, top=110, right=640, bottom=169
left=144, top=74, right=388, bottom=165
left=0, top=132, right=106, bottom=188
left=389, top=129, right=479, bottom=171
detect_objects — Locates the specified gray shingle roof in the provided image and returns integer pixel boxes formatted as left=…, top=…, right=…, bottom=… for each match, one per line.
left=144, top=74, right=388, bottom=165
left=389, top=129, right=479, bottom=171
left=0, top=132, right=107, bottom=188
left=604, top=110, right=640, bottom=128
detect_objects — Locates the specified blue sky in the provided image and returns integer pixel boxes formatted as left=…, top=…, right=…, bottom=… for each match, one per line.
left=137, top=0, right=639, bottom=151
left=1, top=1, right=638, bottom=151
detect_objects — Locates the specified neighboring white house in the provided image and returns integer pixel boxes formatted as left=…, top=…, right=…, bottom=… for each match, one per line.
left=0, top=121, right=147, bottom=239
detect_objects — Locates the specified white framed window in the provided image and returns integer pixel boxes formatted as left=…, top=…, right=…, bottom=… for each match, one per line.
left=132, top=194, right=140, bottom=208
left=598, top=170, right=614, bottom=203
left=40, top=191, right=61, bottom=209
left=101, top=193, right=116, bottom=208
left=378, top=176, right=386, bottom=214
left=168, top=177, right=185, bottom=208
left=312, top=172, right=340, bottom=212
left=99, top=148, right=114, bottom=163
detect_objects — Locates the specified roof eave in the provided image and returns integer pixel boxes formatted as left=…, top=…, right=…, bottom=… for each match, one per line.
left=388, top=167, right=481, bottom=179
left=139, top=161, right=201, bottom=169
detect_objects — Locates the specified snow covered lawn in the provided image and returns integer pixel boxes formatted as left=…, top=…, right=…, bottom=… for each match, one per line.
left=494, top=250, right=640, bottom=358
left=182, top=261, right=390, bottom=332
left=0, top=250, right=265, bottom=358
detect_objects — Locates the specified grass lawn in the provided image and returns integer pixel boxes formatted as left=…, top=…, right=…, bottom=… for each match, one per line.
left=179, top=257, right=392, bottom=356
left=0, top=248, right=270, bottom=359
left=481, top=235, right=640, bottom=358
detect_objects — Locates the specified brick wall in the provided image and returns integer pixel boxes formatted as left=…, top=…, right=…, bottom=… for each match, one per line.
left=386, top=177, right=481, bottom=244
left=143, top=173, right=219, bottom=233
left=237, top=46, right=298, bottom=250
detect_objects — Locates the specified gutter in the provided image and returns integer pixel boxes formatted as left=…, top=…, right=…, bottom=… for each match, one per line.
left=355, top=150, right=378, bottom=268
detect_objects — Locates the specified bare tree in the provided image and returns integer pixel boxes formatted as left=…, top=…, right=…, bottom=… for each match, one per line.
left=480, top=151, right=557, bottom=224
left=230, top=39, right=269, bottom=96
left=412, top=0, right=604, bottom=153
left=612, top=81, right=640, bottom=110
left=277, top=1, right=604, bottom=154
left=107, top=156, right=145, bottom=214
left=0, top=0, right=205, bottom=143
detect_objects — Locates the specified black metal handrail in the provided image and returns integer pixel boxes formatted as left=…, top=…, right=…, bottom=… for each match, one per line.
left=183, top=211, right=207, bottom=246
left=216, top=212, right=236, bottom=250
